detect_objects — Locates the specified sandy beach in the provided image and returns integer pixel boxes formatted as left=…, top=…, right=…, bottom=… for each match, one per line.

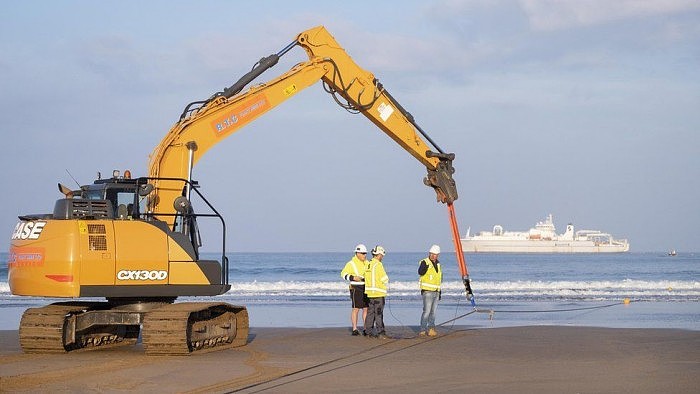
left=1, top=325, right=697, bottom=393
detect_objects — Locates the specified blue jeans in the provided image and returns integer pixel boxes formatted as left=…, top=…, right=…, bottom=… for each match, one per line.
left=420, top=290, right=439, bottom=331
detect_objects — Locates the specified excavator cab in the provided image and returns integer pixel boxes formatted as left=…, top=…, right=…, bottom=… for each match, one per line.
left=53, top=171, right=143, bottom=221
left=80, top=180, right=139, bottom=220
left=57, top=173, right=206, bottom=259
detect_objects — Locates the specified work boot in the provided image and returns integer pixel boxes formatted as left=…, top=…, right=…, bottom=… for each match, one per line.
left=378, top=332, right=390, bottom=339
left=418, top=331, right=427, bottom=337
left=427, top=328, right=438, bottom=337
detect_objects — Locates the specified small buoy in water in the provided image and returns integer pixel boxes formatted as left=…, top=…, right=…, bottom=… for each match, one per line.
left=623, top=298, right=631, bottom=305
left=668, top=287, right=673, bottom=291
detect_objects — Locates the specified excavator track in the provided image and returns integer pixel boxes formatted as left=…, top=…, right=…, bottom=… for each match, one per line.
left=19, top=302, right=140, bottom=353
left=142, top=302, right=248, bottom=355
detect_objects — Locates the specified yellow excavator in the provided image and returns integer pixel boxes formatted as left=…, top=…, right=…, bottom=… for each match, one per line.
left=8, top=26, right=459, bottom=355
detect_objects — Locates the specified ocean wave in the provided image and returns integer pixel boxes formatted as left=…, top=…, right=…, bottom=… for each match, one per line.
left=1, top=279, right=698, bottom=302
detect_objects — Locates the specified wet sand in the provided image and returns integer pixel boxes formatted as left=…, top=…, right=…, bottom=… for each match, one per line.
left=0, top=325, right=698, bottom=393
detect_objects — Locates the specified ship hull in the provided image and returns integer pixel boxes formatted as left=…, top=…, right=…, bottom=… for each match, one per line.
left=461, top=239, right=629, bottom=253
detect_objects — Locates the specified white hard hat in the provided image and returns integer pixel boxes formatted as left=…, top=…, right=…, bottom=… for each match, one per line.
left=371, top=245, right=386, bottom=256
left=429, top=244, right=441, bottom=254
left=355, top=244, right=368, bottom=254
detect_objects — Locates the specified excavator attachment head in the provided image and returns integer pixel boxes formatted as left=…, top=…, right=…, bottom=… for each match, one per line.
left=424, top=151, right=458, bottom=204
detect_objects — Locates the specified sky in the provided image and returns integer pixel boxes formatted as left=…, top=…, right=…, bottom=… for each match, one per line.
left=1, top=0, right=698, bottom=253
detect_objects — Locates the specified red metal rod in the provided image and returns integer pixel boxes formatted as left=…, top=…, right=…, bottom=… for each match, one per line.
left=447, top=203, right=476, bottom=306
left=447, top=203, right=468, bottom=277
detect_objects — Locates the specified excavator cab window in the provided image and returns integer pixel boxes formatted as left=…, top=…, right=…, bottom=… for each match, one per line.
left=82, top=183, right=139, bottom=219
left=106, top=188, right=138, bottom=219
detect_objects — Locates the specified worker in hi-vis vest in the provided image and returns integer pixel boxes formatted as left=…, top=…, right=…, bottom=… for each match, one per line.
left=364, top=245, right=389, bottom=339
left=341, top=244, right=369, bottom=336
left=418, top=244, right=442, bottom=337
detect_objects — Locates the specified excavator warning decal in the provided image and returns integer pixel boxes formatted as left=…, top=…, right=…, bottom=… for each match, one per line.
left=377, top=102, right=394, bottom=122
left=211, top=94, right=271, bottom=137
left=283, top=84, right=298, bottom=96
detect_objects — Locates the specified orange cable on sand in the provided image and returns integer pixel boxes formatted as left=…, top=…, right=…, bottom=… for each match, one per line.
left=447, top=203, right=476, bottom=307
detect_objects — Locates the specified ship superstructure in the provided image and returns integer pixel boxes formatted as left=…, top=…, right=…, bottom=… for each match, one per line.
left=461, top=214, right=629, bottom=253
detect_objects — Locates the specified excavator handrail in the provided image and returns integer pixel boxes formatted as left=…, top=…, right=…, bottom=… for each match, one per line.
left=137, top=176, right=229, bottom=285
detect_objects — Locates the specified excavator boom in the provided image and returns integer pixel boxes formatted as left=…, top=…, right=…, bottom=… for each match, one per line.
left=147, top=26, right=458, bottom=224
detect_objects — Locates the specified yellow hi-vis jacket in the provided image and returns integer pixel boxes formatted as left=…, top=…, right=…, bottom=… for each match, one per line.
left=364, top=258, right=388, bottom=298
left=341, top=255, right=365, bottom=286
left=419, top=258, right=442, bottom=291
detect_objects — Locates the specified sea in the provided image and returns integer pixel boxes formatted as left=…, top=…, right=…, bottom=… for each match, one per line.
left=1, top=252, right=698, bottom=331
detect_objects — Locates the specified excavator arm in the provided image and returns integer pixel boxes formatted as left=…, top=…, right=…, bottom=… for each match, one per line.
left=147, top=25, right=458, bottom=221
left=297, top=27, right=458, bottom=206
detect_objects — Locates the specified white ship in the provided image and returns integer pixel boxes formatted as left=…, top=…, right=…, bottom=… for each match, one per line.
left=461, top=214, right=629, bottom=253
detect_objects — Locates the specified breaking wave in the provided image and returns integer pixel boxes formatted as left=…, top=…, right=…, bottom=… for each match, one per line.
left=2, top=279, right=697, bottom=304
